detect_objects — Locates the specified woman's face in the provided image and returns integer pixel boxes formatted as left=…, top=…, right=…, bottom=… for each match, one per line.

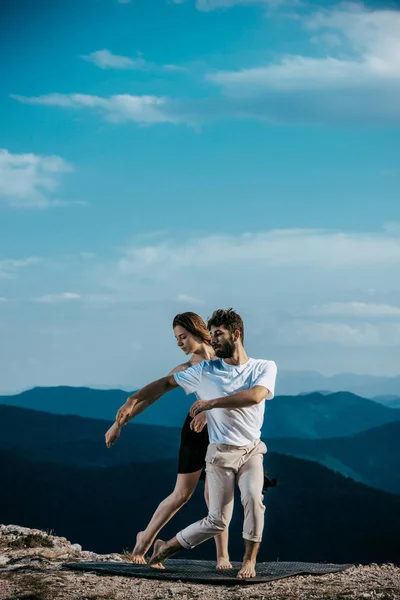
left=173, top=325, right=202, bottom=355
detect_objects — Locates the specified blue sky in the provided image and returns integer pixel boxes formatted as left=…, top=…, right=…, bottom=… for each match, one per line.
left=1, top=0, right=400, bottom=393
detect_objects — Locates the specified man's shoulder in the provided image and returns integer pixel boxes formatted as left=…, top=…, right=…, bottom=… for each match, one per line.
left=250, top=358, right=277, bottom=371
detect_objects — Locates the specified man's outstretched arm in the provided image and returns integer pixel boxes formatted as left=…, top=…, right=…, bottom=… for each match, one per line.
left=116, top=374, right=178, bottom=426
left=190, top=386, right=269, bottom=417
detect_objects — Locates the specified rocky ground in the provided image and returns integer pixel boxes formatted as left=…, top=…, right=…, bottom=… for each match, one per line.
left=1, top=525, right=399, bottom=600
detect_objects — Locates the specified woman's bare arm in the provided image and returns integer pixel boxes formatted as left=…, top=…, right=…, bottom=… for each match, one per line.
left=116, top=374, right=178, bottom=426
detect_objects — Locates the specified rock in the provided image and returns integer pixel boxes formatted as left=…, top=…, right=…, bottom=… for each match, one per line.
left=1, top=524, right=400, bottom=600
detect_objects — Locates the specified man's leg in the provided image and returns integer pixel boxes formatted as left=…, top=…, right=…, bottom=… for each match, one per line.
left=236, top=450, right=265, bottom=578
left=149, top=461, right=236, bottom=565
left=204, top=476, right=232, bottom=570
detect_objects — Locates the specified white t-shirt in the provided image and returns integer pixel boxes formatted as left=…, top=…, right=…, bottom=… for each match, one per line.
left=173, top=358, right=277, bottom=446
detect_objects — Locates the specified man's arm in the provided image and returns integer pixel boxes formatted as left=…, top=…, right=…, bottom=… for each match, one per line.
left=190, top=386, right=269, bottom=417
left=116, top=374, right=178, bottom=426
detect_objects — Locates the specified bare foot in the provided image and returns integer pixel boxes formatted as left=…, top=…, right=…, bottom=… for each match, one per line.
left=237, top=560, right=256, bottom=579
left=149, top=539, right=167, bottom=568
left=150, top=561, right=166, bottom=570
left=216, top=557, right=233, bottom=570
left=130, top=531, right=150, bottom=564
left=129, top=554, right=147, bottom=565
left=149, top=538, right=181, bottom=567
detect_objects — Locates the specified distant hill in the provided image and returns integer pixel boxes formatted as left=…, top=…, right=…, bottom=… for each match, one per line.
left=0, top=405, right=181, bottom=467
left=0, top=386, right=192, bottom=428
left=261, top=391, right=400, bottom=439
left=1, top=445, right=399, bottom=565
left=1, top=387, right=400, bottom=439
left=278, top=371, right=400, bottom=400
left=268, top=421, right=400, bottom=494
left=373, top=396, right=400, bottom=409
left=1, top=406, right=399, bottom=496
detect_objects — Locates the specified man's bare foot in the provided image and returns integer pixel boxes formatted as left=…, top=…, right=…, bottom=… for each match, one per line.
left=149, top=538, right=182, bottom=567
left=237, top=559, right=256, bottom=579
left=130, top=531, right=150, bottom=564
left=216, top=557, right=233, bottom=570
left=150, top=560, right=166, bottom=570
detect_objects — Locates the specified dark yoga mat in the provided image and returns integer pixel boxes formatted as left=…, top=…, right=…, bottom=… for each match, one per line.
left=64, top=559, right=352, bottom=585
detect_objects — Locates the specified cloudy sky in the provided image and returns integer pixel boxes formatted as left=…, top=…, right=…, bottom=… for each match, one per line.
left=1, top=0, right=400, bottom=393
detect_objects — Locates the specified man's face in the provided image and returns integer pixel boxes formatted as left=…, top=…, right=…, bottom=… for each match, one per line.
left=210, top=325, right=235, bottom=359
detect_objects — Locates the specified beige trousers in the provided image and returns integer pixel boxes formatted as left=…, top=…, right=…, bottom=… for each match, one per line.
left=176, top=439, right=267, bottom=550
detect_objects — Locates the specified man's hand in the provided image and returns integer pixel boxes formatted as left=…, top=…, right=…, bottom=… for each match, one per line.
left=105, top=423, right=121, bottom=448
left=190, top=411, right=207, bottom=433
left=116, top=398, right=135, bottom=427
left=190, top=399, right=214, bottom=418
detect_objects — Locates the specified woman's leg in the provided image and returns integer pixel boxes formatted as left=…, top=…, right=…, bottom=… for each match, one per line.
left=131, top=470, right=202, bottom=563
left=204, top=474, right=232, bottom=570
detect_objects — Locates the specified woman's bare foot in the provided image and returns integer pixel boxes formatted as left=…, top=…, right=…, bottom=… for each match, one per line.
left=216, top=557, right=233, bottom=570
left=130, top=531, right=149, bottom=564
left=237, top=559, right=256, bottom=579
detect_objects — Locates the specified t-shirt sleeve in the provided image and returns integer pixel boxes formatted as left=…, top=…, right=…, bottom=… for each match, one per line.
left=253, top=361, right=277, bottom=400
left=173, top=362, right=204, bottom=395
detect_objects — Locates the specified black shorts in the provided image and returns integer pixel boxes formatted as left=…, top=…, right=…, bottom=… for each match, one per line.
left=178, top=413, right=209, bottom=480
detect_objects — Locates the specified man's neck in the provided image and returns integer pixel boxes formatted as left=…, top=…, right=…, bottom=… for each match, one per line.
left=192, top=344, right=214, bottom=362
left=223, top=346, right=249, bottom=366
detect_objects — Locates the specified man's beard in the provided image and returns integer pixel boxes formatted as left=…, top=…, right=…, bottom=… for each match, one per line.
left=214, top=339, right=235, bottom=359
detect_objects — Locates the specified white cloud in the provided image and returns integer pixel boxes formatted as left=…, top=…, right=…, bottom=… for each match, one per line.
left=0, top=257, right=43, bottom=280
left=11, top=6, right=400, bottom=127
left=81, top=49, right=186, bottom=73
left=12, top=94, right=186, bottom=125
left=177, top=294, right=205, bottom=304
left=82, top=49, right=147, bottom=70
left=207, top=3, right=400, bottom=124
left=33, top=292, right=82, bottom=304
left=115, top=228, right=400, bottom=280
left=312, top=302, right=400, bottom=318
left=0, top=297, right=7, bottom=303
left=0, top=149, right=78, bottom=209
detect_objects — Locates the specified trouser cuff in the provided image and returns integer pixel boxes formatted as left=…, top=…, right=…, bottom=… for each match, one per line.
left=243, top=532, right=263, bottom=542
left=176, top=531, right=193, bottom=550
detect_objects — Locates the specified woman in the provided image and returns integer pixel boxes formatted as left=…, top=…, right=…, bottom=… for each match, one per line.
left=105, top=312, right=232, bottom=570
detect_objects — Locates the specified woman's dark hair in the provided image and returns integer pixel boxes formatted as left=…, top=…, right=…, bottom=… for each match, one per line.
left=207, top=308, right=244, bottom=342
left=173, top=312, right=212, bottom=345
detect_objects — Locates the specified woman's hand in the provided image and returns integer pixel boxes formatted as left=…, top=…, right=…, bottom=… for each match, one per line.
left=116, top=398, right=134, bottom=426
left=105, top=423, right=122, bottom=448
left=190, top=411, right=207, bottom=433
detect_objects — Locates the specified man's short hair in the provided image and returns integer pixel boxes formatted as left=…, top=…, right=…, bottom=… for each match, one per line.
left=207, top=308, right=244, bottom=342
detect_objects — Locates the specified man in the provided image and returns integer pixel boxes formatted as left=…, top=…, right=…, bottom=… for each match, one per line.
left=114, top=308, right=277, bottom=579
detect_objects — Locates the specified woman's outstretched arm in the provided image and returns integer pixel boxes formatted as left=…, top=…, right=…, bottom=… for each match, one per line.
left=116, top=374, right=178, bottom=426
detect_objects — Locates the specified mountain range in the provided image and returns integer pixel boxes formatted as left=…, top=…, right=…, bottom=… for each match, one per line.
left=1, top=439, right=399, bottom=565
left=1, top=386, right=400, bottom=438
left=1, top=405, right=399, bottom=496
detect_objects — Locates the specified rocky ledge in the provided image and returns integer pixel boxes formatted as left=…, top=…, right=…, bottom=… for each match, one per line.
left=1, top=524, right=399, bottom=600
